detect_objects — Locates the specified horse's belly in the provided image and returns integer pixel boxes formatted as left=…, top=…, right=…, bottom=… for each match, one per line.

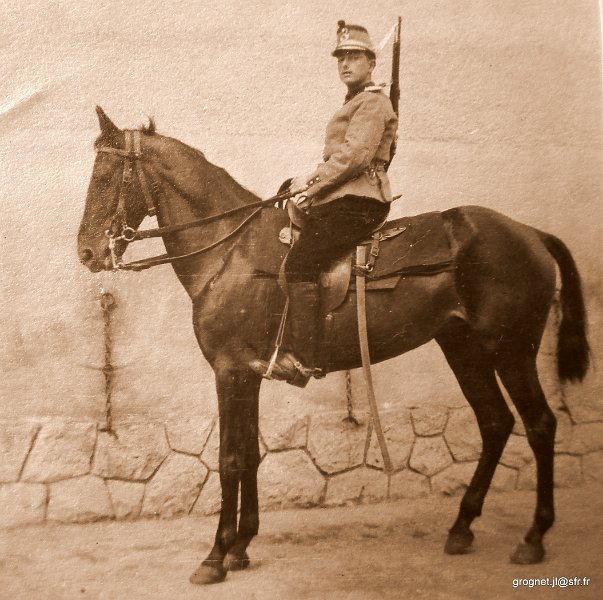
left=324, top=272, right=462, bottom=371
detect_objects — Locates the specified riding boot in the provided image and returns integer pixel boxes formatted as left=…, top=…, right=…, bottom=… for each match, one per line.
left=249, top=282, right=321, bottom=388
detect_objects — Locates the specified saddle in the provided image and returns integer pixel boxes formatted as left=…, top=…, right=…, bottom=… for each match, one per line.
left=253, top=205, right=455, bottom=315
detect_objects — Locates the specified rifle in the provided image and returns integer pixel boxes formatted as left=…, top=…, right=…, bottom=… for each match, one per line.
left=386, top=17, right=402, bottom=171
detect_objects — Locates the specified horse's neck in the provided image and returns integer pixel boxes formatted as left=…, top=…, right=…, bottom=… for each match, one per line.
left=152, top=148, right=257, bottom=299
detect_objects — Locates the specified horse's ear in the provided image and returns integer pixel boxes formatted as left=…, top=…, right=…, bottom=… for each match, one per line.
left=95, top=105, right=119, bottom=136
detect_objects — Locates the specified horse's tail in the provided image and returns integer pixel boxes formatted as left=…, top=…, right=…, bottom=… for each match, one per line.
left=539, top=231, right=590, bottom=382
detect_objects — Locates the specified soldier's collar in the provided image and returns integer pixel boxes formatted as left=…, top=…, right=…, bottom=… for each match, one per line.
left=344, top=81, right=383, bottom=103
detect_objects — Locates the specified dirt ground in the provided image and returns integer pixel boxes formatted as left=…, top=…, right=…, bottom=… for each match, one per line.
left=1, top=483, right=601, bottom=600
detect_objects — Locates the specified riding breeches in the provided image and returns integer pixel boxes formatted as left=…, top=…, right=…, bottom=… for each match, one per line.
left=285, top=195, right=390, bottom=283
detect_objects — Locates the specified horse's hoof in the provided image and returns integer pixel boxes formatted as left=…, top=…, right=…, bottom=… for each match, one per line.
left=224, top=551, right=250, bottom=571
left=444, top=530, right=474, bottom=555
left=189, top=561, right=227, bottom=585
left=510, top=542, right=545, bottom=564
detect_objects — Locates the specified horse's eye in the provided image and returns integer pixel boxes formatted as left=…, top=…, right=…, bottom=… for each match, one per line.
left=94, top=165, right=116, bottom=187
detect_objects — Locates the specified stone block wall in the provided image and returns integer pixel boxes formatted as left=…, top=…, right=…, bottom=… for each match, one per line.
left=2, top=390, right=602, bottom=529
left=1, top=299, right=601, bottom=528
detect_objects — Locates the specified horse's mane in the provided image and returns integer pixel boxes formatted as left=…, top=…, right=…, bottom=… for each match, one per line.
left=140, top=118, right=156, bottom=135
left=143, top=119, right=260, bottom=205
left=94, top=115, right=260, bottom=204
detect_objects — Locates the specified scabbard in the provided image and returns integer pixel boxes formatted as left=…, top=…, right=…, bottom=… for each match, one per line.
left=355, top=246, right=393, bottom=474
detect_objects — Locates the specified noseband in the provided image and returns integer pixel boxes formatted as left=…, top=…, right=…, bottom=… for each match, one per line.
left=95, top=130, right=295, bottom=272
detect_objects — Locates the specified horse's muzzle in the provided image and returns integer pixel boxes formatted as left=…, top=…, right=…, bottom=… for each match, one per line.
left=78, top=247, right=107, bottom=272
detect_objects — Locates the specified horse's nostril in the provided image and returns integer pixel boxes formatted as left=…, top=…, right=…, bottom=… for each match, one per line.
left=80, top=248, right=93, bottom=263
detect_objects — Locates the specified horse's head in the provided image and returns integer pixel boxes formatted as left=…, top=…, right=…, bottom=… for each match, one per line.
left=77, top=106, right=154, bottom=272
left=79, top=107, right=263, bottom=274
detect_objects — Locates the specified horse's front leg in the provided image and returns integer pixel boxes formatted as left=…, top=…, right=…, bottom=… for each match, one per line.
left=224, top=372, right=261, bottom=571
left=190, top=362, right=261, bottom=585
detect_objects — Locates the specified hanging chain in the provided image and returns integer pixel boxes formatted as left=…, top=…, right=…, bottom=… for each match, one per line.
left=99, top=292, right=116, bottom=434
left=342, top=369, right=360, bottom=426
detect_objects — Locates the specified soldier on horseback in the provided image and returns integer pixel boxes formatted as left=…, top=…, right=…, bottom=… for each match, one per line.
left=249, top=21, right=399, bottom=386
left=81, top=34, right=589, bottom=576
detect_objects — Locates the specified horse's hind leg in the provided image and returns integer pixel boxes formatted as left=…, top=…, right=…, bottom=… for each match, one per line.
left=437, top=333, right=514, bottom=555
left=497, top=350, right=556, bottom=564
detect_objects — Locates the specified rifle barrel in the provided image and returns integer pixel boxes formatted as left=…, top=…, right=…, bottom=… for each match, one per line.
left=387, top=17, right=402, bottom=170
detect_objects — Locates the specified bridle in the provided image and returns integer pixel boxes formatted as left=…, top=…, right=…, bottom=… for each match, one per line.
left=97, top=130, right=158, bottom=269
left=96, top=129, right=294, bottom=272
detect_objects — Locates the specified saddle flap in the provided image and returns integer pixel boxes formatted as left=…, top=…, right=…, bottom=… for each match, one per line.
left=319, top=256, right=353, bottom=314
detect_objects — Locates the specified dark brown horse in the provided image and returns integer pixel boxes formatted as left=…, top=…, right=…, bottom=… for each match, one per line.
left=78, top=107, right=589, bottom=585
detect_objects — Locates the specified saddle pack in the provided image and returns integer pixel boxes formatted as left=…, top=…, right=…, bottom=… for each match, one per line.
left=253, top=206, right=455, bottom=314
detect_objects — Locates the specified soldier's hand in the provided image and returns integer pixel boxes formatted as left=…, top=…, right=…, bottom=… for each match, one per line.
left=292, top=193, right=308, bottom=207
left=289, top=175, right=309, bottom=195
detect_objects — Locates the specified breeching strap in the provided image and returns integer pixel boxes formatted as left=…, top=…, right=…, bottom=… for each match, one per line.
left=355, top=245, right=393, bottom=474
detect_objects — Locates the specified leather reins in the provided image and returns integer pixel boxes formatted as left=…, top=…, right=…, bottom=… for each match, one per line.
left=96, top=130, right=294, bottom=272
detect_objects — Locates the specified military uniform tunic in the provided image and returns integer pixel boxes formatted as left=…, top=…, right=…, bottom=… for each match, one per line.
left=303, top=85, right=398, bottom=207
